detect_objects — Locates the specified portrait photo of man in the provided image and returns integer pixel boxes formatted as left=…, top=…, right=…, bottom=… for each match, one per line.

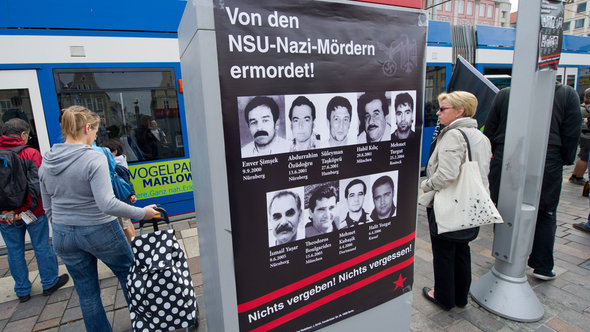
left=370, top=174, right=397, bottom=221
left=305, top=185, right=339, bottom=237
left=267, top=190, right=303, bottom=247
left=391, top=91, right=416, bottom=141
left=326, top=96, right=353, bottom=147
left=341, top=178, right=371, bottom=228
left=357, top=92, right=391, bottom=144
left=287, top=96, right=321, bottom=152
left=240, top=96, right=289, bottom=158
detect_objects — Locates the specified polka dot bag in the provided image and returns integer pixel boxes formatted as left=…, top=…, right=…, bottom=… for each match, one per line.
left=127, top=209, right=199, bottom=331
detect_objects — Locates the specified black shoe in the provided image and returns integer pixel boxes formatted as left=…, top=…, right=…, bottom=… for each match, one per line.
left=532, top=270, right=556, bottom=281
left=422, top=287, right=451, bottom=311
left=43, top=274, right=69, bottom=296
left=18, top=294, right=30, bottom=303
left=573, top=222, right=590, bottom=234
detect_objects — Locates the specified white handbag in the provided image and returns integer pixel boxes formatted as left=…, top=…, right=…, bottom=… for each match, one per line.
left=433, top=129, right=503, bottom=234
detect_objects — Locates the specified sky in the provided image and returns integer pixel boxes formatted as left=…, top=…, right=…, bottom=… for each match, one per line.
left=510, top=0, right=518, bottom=13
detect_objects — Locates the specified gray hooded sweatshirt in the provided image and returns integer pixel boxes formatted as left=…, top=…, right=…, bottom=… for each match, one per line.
left=39, top=143, right=145, bottom=226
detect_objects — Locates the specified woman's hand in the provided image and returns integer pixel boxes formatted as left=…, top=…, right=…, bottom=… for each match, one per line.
left=143, top=204, right=159, bottom=220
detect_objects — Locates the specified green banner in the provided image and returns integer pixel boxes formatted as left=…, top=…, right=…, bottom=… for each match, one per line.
left=129, top=158, right=193, bottom=199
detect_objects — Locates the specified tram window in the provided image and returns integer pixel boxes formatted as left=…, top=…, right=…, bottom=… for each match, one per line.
left=567, top=75, right=576, bottom=88
left=54, top=69, right=183, bottom=163
left=556, top=75, right=563, bottom=84
left=0, top=89, right=40, bottom=151
left=424, top=66, right=446, bottom=128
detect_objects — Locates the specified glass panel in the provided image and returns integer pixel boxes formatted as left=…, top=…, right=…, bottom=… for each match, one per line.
left=54, top=69, right=183, bottom=162
left=579, top=67, right=590, bottom=100
left=467, top=2, right=473, bottom=15
left=479, top=4, right=485, bottom=17
left=577, top=2, right=586, bottom=13
left=445, top=0, right=452, bottom=12
left=556, top=74, right=563, bottom=84
left=0, top=88, right=40, bottom=151
left=424, top=66, right=446, bottom=128
left=575, top=18, right=585, bottom=29
left=563, top=21, right=570, bottom=31
left=458, top=0, right=464, bottom=14
left=487, top=5, right=493, bottom=18
left=567, top=75, right=576, bottom=88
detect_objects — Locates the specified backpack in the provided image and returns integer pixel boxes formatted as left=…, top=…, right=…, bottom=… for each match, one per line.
left=0, top=145, right=39, bottom=211
left=95, top=146, right=133, bottom=201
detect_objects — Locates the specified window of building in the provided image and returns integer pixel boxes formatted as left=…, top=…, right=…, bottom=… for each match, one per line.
left=479, top=4, right=485, bottom=17
left=576, top=18, right=585, bottom=29
left=563, top=21, right=571, bottom=30
left=54, top=68, right=184, bottom=162
left=487, top=5, right=493, bottom=18
left=445, top=0, right=452, bottom=11
left=457, top=0, right=464, bottom=14
left=577, top=2, right=586, bottom=13
left=467, top=1, right=473, bottom=15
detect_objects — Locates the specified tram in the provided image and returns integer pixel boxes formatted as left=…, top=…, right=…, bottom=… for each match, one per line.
left=2, top=1, right=589, bottom=216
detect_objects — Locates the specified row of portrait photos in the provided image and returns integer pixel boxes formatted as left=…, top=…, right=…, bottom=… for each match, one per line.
left=239, top=91, right=417, bottom=158
left=266, top=170, right=399, bottom=248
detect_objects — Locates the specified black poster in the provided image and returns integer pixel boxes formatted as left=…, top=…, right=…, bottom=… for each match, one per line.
left=538, top=0, right=564, bottom=71
left=213, top=1, right=426, bottom=330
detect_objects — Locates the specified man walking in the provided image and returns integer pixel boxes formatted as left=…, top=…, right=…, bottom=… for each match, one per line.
left=568, top=88, right=590, bottom=184
left=0, top=119, right=69, bottom=302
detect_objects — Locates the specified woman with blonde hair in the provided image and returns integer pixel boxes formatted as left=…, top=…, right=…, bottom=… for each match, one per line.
left=419, top=91, right=492, bottom=310
left=39, top=105, right=158, bottom=332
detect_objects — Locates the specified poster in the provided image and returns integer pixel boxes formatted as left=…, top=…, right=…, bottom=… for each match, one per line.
left=537, top=0, right=564, bottom=71
left=213, top=1, right=426, bottom=330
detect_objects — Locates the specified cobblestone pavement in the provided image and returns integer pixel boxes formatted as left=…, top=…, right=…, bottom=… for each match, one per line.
left=0, top=165, right=588, bottom=331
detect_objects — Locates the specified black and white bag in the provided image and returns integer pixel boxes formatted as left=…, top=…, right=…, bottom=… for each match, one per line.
left=127, top=208, right=199, bottom=331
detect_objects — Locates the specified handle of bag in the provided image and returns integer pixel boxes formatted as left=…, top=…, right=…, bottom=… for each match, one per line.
left=456, top=129, right=472, bottom=162
left=139, top=206, right=171, bottom=234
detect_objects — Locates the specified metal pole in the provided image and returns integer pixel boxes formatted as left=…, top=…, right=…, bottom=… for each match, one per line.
left=470, top=0, right=557, bottom=322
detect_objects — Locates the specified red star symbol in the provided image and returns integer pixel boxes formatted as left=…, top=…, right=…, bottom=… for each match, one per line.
left=393, top=274, right=406, bottom=290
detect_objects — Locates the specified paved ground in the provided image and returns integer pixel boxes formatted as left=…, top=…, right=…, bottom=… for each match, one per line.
left=0, top=164, right=588, bottom=331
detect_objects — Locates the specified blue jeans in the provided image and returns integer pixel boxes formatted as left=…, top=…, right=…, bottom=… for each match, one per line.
left=52, top=219, right=133, bottom=332
left=0, top=214, right=59, bottom=296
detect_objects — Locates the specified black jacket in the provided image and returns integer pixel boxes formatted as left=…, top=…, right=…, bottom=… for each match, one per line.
left=484, top=83, right=581, bottom=165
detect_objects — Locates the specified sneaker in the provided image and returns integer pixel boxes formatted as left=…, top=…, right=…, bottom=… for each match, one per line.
left=569, top=175, right=586, bottom=185
left=43, top=274, right=69, bottom=296
left=532, top=270, right=556, bottom=281
left=18, top=294, right=30, bottom=303
left=573, top=222, right=590, bottom=234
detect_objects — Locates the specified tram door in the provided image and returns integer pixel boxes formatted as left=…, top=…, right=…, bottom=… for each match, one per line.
left=0, top=70, right=51, bottom=247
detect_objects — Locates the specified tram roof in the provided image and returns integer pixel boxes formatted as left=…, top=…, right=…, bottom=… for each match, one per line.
left=0, top=0, right=187, bottom=33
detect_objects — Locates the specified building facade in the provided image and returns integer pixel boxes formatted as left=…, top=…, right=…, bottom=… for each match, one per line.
left=564, top=0, right=590, bottom=36
left=423, top=0, right=512, bottom=27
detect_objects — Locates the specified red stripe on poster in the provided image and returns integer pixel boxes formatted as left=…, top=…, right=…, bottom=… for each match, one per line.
left=237, top=232, right=415, bottom=313
left=352, top=0, right=422, bottom=9
left=251, top=256, right=415, bottom=332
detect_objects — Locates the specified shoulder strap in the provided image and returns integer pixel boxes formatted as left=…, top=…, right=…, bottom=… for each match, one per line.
left=9, top=145, right=28, bottom=154
left=456, top=129, right=472, bottom=162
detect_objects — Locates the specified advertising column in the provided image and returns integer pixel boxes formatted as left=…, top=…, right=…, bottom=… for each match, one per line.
left=215, top=1, right=425, bottom=330
left=180, top=0, right=427, bottom=330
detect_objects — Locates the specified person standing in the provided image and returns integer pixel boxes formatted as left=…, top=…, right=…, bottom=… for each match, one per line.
left=0, top=118, right=69, bottom=303
left=420, top=91, right=491, bottom=310
left=485, top=83, right=581, bottom=280
left=568, top=88, right=590, bottom=184
left=39, top=106, right=158, bottom=332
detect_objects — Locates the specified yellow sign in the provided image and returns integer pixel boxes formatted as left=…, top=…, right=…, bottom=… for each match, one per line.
left=128, top=158, right=193, bottom=200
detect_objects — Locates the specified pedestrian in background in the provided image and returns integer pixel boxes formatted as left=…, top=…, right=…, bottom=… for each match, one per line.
left=39, top=105, right=158, bottom=332
left=0, top=118, right=69, bottom=303
left=420, top=91, right=492, bottom=310
left=568, top=88, right=590, bottom=185
left=485, top=82, right=581, bottom=281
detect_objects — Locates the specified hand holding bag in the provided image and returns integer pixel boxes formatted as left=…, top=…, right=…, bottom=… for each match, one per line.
left=433, top=129, right=503, bottom=234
